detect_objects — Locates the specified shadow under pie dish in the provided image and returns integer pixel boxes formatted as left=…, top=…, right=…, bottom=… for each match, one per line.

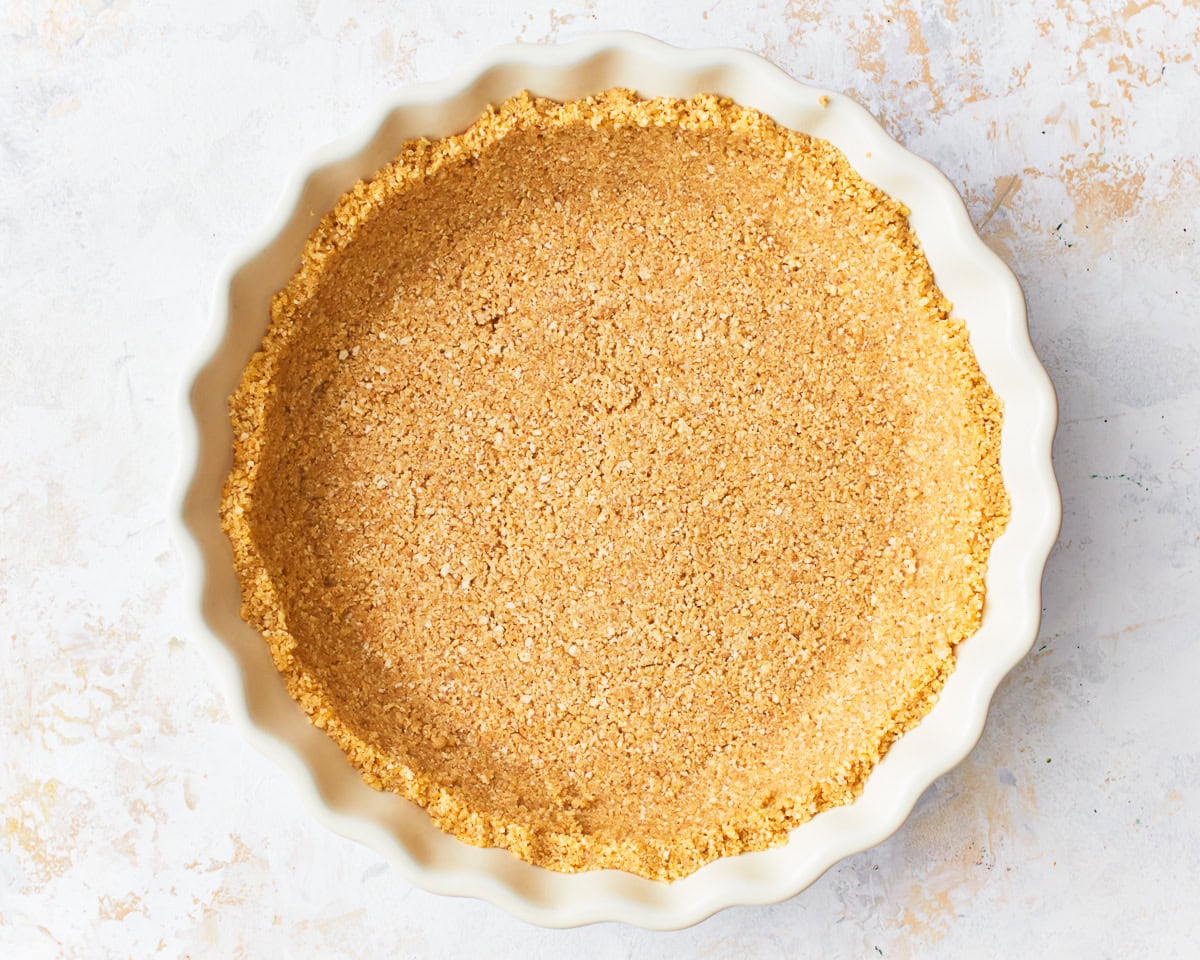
left=180, top=31, right=1060, bottom=931
left=223, top=87, right=1006, bottom=880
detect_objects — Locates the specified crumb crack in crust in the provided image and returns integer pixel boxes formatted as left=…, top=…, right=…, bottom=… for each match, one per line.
left=221, top=89, right=1008, bottom=881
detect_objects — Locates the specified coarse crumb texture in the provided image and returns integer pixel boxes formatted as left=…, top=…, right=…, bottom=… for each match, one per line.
left=222, top=89, right=1008, bottom=881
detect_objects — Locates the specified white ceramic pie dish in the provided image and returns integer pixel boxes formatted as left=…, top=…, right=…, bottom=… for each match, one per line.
left=177, top=32, right=1059, bottom=928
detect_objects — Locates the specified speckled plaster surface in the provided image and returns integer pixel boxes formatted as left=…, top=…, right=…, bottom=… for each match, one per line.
left=2, top=1, right=1198, bottom=956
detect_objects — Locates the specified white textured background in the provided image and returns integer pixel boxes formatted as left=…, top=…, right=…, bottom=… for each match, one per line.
left=3, top=1, right=1199, bottom=956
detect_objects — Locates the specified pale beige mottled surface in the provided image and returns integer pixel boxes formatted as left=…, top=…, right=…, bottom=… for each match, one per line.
left=2, top=1, right=1198, bottom=957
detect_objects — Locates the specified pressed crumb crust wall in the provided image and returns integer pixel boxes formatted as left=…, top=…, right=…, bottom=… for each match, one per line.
left=222, top=90, right=1007, bottom=880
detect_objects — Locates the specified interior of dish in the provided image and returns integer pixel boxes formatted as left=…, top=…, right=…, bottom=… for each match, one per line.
left=220, top=89, right=1008, bottom=881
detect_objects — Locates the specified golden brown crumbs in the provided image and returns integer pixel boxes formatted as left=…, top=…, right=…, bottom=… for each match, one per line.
left=221, top=88, right=1008, bottom=881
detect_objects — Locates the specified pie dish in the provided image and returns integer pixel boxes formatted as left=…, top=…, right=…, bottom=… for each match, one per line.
left=179, top=33, right=1059, bottom=927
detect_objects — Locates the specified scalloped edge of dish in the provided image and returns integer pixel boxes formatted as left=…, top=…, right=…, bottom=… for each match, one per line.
left=175, top=31, right=1060, bottom=929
